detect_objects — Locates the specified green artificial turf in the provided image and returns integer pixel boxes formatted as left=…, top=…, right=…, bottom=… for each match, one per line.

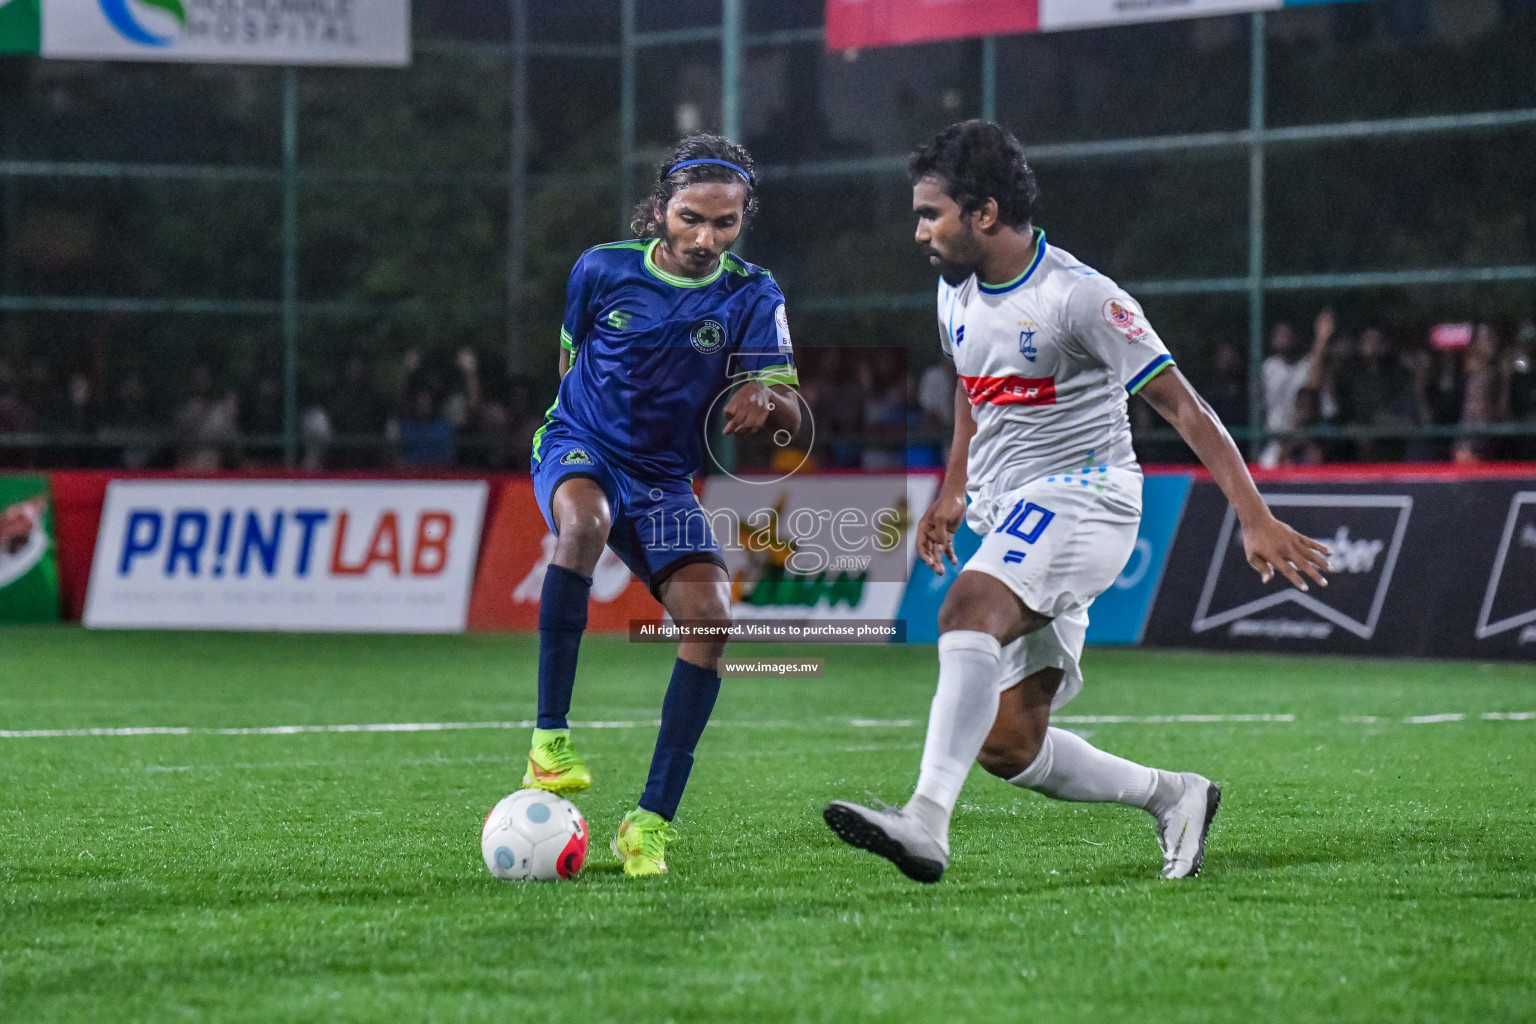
left=1, top=627, right=1533, bottom=1023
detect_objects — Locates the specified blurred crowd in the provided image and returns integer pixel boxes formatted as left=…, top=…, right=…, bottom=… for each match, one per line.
left=774, top=347, right=956, bottom=472
left=4, top=315, right=1536, bottom=473
left=1250, top=311, right=1536, bottom=467
left=0, top=345, right=545, bottom=472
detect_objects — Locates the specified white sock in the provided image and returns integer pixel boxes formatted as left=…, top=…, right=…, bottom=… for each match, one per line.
left=1007, top=727, right=1183, bottom=814
left=906, top=630, right=1003, bottom=847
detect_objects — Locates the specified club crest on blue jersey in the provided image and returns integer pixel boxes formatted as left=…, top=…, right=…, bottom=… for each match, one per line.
left=689, top=318, right=727, bottom=354
left=559, top=449, right=594, bottom=465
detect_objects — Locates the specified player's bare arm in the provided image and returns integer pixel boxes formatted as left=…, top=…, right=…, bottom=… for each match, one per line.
left=722, top=381, right=801, bottom=435
left=917, top=379, right=975, bottom=575
left=1138, top=366, right=1331, bottom=592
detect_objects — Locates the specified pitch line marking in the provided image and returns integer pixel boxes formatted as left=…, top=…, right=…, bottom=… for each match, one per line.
left=1, top=712, right=1532, bottom=740
left=1054, top=714, right=1295, bottom=724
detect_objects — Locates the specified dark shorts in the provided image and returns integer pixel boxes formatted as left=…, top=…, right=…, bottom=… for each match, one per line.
left=531, top=432, right=725, bottom=598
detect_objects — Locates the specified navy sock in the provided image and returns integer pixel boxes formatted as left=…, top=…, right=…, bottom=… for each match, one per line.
left=536, top=564, right=591, bottom=730
left=639, top=658, right=722, bottom=821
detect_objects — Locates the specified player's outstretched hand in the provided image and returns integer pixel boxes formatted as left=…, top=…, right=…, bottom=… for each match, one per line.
left=917, top=492, right=966, bottom=576
left=1242, top=513, right=1331, bottom=592
left=722, top=382, right=775, bottom=435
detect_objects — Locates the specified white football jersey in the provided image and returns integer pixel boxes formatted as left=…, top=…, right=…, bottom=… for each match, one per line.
left=937, top=230, right=1174, bottom=532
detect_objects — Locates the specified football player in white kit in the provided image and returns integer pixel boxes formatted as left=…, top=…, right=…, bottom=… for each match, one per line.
left=825, top=121, right=1331, bottom=883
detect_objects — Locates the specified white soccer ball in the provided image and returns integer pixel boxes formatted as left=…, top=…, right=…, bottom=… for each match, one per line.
left=480, top=790, right=588, bottom=881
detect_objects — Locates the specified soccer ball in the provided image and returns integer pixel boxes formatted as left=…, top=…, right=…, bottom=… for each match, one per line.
left=480, top=789, right=588, bottom=881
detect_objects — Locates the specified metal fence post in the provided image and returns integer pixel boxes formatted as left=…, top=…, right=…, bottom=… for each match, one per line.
left=722, top=0, right=741, bottom=140
left=281, top=67, right=299, bottom=468
left=620, top=0, right=636, bottom=236
left=507, top=0, right=529, bottom=374
left=1246, top=11, right=1266, bottom=459
left=981, top=36, right=996, bottom=122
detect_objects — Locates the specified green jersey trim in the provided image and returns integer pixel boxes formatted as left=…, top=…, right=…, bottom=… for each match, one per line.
left=559, top=327, right=576, bottom=353
left=1126, top=354, right=1174, bottom=395
left=746, top=365, right=800, bottom=389
left=530, top=397, right=561, bottom=463
left=644, top=238, right=725, bottom=289
left=977, top=228, right=1047, bottom=294
left=721, top=252, right=756, bottom=278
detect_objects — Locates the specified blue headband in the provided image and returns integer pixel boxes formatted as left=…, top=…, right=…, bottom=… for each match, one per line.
left=666, top=158, right=751, bottom=182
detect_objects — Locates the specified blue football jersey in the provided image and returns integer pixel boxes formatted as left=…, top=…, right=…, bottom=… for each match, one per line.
left=534, top=238, right=798, bottom=482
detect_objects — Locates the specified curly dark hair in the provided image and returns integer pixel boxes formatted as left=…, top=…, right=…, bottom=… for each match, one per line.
left=908, top=120, right=1038, bottom=230
left=630, top=133, right=759, bottom=239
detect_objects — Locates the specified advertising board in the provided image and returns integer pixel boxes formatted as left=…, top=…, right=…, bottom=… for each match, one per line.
left=468, top=478, right=664, bottom=632
left=84, top=479, right=486, bottom=632
left=0, top=475, right=61, bottom=623
left=826, top=0, right=1366, bottom=50
left=40, top=0, right=410, bottom=66
left=1144, top=477, right=1536, bottom=660
left=701, top=473, right=937, bottom=628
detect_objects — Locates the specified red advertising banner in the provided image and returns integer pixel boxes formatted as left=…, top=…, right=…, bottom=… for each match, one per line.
left=825, top=1, right=1360, bottom=49
left=826, top=0, right=1039, bottom=49
left=468, top=478, right=663, bottom=632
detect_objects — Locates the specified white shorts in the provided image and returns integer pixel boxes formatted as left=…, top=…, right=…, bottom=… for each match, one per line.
left=964, top=468, right=1142, bottom=709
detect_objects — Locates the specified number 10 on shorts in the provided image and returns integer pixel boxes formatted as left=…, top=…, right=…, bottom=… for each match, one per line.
left=999, top=501, right=1055, bottom=565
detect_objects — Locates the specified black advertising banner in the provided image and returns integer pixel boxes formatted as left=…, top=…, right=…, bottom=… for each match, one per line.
left=1145, top=477, right=1536, bottom=660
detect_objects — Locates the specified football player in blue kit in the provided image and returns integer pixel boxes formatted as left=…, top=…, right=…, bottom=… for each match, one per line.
left=521, top=134, right=801, bottom=877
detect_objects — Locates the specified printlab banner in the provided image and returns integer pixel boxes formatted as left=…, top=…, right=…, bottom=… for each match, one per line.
left=0, top=475, right=61, bottom=623
left=40, top=0, right=410, bottom=65
left=1144, top=478, right=1536, bottom=660
left=84, top=480, right=486, bottom=632
left=826, top=0, right=1364, bottom=50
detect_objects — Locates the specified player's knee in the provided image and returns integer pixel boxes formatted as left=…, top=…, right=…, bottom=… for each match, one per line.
left=681, top=609, right=731, bottom=662
left=977, top=733, right=1043, bottom=779
left=937, top=591, right=1006, bottom=638
left=553, top=508, right=610, bottom=559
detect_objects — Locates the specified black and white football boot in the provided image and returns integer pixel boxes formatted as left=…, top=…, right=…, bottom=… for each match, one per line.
left=1156, top=772, right=1221, bottom=879
left=823, top=800, right=948, bottom=883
